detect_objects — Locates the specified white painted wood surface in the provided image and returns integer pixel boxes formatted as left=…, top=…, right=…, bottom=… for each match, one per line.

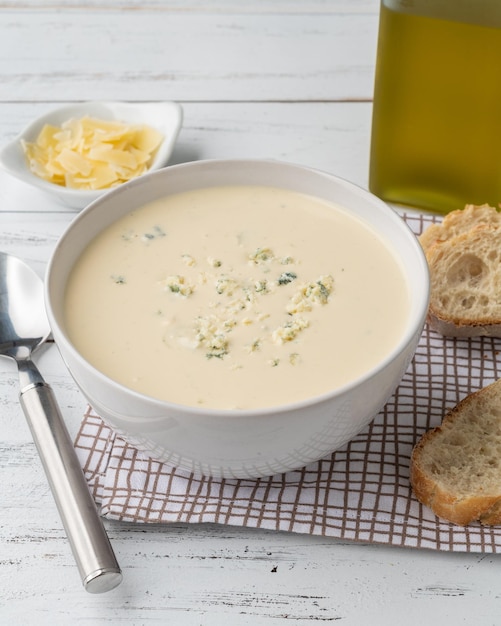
left=1, top=2, right=500, bottom=624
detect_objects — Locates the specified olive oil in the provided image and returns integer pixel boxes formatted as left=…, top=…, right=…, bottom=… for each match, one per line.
left=369, top=1, right=501, bottom=214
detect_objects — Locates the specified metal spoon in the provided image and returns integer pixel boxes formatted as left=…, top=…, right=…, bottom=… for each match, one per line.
left=0, top=251, right=122, bottom=593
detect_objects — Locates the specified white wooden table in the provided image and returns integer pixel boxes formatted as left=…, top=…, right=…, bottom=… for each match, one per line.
left=1, top=2, right=500, bottom=624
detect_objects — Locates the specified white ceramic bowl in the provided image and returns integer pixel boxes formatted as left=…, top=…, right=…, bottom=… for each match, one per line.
left=45, top=159, right=430, bottom=479
left=0, top=101, right=183, bottom=210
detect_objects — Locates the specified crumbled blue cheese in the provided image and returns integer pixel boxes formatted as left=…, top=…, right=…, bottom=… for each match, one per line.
left=254, top=279, right=270, bottom=294
left=249, top=247, right=274, bottom=265
left=141, top=226, right=166, bottom=243
left=181, top=254, right=196, bottom=267
left=194, top=315, right=230, bottom=359
left=111, top=274, right=126, bottom=285
left=272, top=316, right=310, bottom=344
left=277, top=271, right=297, bottom=286
left=307, top=275, right=334, bottom=304
left=215, top=276, right=239, bottom=296
left=246, top=338, right=262, bottom=353
left=286, top=275, right=334, bottom=314
left=157, top=243, right=334, bottom=364
left=162, top=274, right=195, bottom=296
left=207, top=256, right=222, bottom=268
left=121, top=224, right=166, bottom=243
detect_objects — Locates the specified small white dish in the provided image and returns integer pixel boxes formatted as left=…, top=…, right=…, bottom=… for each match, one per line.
left=0, top=101, right=183, bottom=210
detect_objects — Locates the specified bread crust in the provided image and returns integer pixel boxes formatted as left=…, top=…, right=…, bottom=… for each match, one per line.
left=410, top=381, right=501, bottom=525
left=427, top=313, right=501, bottom=338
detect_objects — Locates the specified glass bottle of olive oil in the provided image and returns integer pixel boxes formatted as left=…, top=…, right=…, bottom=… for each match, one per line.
left=369, top=0, right=501, bottom=214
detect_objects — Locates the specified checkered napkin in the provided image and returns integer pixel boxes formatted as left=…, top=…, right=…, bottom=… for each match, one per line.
left=74, top=211, right=501, bottom=553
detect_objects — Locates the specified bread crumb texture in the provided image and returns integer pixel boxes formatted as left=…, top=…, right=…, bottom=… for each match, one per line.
left=420, top=204, right=501, bottom=336
left=411, top=379, right=501, bottom=525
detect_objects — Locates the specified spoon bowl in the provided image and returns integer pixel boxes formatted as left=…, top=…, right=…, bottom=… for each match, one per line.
left=0, top=252, right=122, bottom=593
left=0, top=253, right=48, bottom=356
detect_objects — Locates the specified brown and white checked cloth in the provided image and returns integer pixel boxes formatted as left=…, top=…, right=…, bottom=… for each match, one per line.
left=74, top=211, right=501, bottom=553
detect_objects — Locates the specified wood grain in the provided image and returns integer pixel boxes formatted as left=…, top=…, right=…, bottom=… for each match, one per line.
left=0, top=10, right=377, bottom=102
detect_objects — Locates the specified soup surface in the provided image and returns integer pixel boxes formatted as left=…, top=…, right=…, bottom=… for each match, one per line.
left=64, top=185, right=410, bottom=409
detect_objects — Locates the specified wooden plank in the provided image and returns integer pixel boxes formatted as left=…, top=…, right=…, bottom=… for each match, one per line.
left=0, top=0, right=380, bottom=14
left=0, top=11, right=378, bottom=102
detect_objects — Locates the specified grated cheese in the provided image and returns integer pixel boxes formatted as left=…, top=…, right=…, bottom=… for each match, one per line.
left=22, top=116, right=163, bottom=190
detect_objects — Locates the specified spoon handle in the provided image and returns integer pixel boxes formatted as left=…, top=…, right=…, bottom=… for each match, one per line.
left=19, top=375, right=122, bottom=594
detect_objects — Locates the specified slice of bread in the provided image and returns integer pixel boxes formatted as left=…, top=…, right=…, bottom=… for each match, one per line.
left=420, top=203, right=501, bottom=252
left=410, top=378, right=501, bottom=525
left=420, top=204, right=501, bottom=337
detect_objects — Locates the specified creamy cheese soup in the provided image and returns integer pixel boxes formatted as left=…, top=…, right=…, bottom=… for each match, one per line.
left=64, top=185, right=410, bottom=410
